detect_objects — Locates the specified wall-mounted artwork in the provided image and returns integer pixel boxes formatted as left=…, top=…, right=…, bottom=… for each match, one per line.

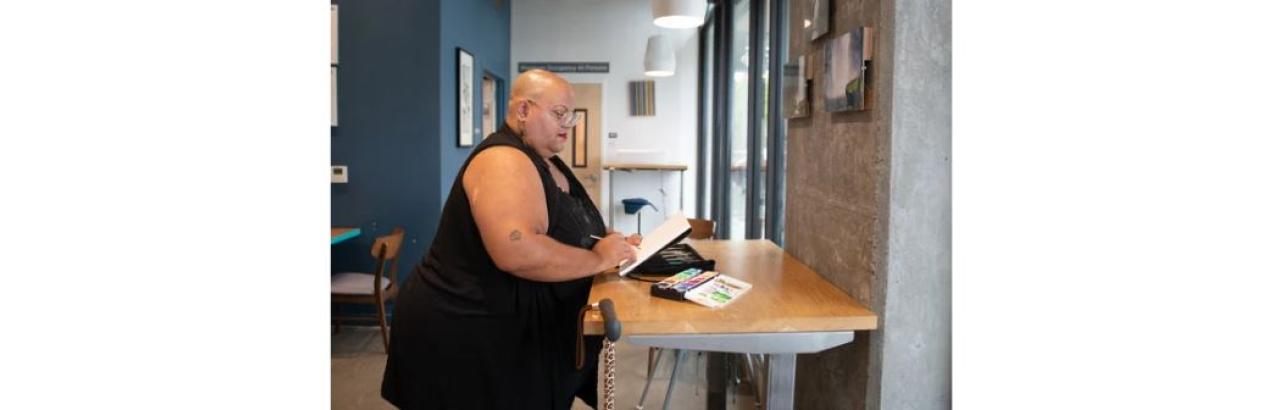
left=331, top=4, right=338, bottom=65
left=783, top=54, right=811, bottom=119
left=806, top=0, right=830, bottom=41
left=824, top=27, right=874, bottom=112
left=331, top=4, right=339, bottom=128
left=458, top=48, right=475, bottom=147
left=629, top=80, right=655, bottom=116
left=571, top=109, right=588, bottom=167
left=482, top=73, right=497, bottom=138
left=331, top=67, right=338, bottom=127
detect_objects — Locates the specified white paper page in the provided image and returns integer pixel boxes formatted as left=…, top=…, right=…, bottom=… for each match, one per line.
left=617, top=211, right=692, bottom=277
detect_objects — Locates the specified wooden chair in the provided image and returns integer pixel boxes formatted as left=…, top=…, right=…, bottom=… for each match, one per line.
left=332, top=227, right=404, bottom=353
left=687, top=218, right=716, bottom=240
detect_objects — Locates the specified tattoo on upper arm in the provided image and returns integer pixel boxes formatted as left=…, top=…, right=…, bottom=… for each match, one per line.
left=509, top=229, right=522, bottom=241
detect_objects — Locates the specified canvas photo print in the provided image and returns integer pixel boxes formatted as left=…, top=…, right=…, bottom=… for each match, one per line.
left=807, top=0, right=830, bottom=41
left=824, top=27, right=874, bottom=112
left=783, top=54, right=810, bottom=119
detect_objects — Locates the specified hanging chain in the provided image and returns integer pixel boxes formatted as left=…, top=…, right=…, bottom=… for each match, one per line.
left=602, top=338, right=616, bottom=410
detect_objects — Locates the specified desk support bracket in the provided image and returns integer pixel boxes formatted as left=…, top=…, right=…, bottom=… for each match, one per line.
left=623, top=331, right=854, bottom=355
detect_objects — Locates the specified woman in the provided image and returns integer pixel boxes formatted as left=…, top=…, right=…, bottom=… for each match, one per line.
left=381, top=70, right=638, bottom=409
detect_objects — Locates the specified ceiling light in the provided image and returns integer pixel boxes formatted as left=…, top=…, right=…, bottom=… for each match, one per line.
left=644, top=35, right=676, bottom=77
left=652, top=0, right=708, bottom=29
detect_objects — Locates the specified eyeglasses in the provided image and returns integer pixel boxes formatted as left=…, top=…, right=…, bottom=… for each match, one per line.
left=525, top=98, right=579, bottom=128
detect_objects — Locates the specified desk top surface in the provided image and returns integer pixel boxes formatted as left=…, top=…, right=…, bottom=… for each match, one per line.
left=585, top=240, right=878, bottom=336
left=603, top=163, right=688, bottom=171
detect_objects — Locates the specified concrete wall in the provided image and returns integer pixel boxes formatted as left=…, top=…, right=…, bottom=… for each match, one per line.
left=784, top=0, right=950, bottom=408
left=875, top=0, right=951, bottom=406
left=785, top=0, right=893, bottom=407
left=510, top=0, right=699, bottom=232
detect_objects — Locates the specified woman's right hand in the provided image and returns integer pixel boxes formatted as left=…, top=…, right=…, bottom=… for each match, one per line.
left=592, top=232, right=637, bottom=272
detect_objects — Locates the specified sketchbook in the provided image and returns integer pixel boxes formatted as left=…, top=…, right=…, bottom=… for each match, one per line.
left=617, top=211, right=693, bottom=277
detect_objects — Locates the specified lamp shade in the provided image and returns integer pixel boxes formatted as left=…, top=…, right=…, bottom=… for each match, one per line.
left=644, top=35, right=675, bottom=77
left=652, top=0, right=707, bottom=29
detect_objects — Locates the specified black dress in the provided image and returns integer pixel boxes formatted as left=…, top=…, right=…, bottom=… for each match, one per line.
left=381, top=125, right=608, bottom=410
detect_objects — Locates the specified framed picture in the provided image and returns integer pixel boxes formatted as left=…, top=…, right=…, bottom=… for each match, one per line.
left=783, top=54, right=810, bottom=119
left=571, top=109, right=588, bottom=167
left=458, top=48, right=475, bottom=147
left=824, top=27, right=874, bottom=112
left=628, top=80, right=655, bottom=116
left=806, top=0, right=830, bottom=41
left=331, top=5, right=338, bottom=65
left=482, top=73, right=497, bottom=138
left=330, top=3, right=339, bottom=129
left=331, top=66, right=338, bottom=127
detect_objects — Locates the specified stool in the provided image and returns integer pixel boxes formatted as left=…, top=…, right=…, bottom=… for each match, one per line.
left=621, top=197, right=658, bottom=235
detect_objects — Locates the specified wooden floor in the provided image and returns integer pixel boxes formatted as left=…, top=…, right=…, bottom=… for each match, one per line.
left=331, top=326, right=762, bottom=409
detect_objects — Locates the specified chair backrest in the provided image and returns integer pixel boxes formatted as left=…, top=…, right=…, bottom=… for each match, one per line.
left=370, top=227, right=406, bottom=294
left=687, top=218, right=716, bottom=240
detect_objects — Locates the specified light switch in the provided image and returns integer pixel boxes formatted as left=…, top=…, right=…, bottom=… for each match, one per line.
left=331, top=165, right=348, bottom=183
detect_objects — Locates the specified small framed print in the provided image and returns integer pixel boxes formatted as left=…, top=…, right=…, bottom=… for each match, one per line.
left=331, top=5, right=338, bottom=65
left=571, top=109, right=588, bottom=167
left=457, top=48, right=475, bottom=147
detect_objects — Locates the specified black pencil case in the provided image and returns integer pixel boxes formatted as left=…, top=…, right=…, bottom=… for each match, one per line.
left=632, top=243, right=716, bottom=276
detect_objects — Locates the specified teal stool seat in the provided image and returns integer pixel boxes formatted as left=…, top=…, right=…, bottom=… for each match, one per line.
left=621, top=198, right=658, bottom=234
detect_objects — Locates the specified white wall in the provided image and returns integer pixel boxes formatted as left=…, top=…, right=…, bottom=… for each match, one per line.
left=511, top=0, right=700, bottom=234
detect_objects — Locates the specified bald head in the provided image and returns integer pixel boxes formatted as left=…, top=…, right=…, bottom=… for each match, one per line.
left=504, top=69, right=576, bottom=157
left=506, top=69, right=575, bottom=133
left=509, top=69, right=571, bottom=109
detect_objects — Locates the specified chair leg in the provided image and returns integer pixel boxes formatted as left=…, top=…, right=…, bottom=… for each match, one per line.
left=376, top=298, right=390, bottom=353
left=332, top=303, right=341, bottom=334
left=661, top=349, right=686, bottom=410
left=636, top=347, right=664, bottom=409
left=741, top=353, right=764, bottom=408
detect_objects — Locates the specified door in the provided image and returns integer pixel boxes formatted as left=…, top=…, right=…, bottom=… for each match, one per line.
left=569, top=83, right=604, bottom=211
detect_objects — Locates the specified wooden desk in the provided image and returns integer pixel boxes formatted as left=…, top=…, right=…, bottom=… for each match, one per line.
left=331, top=227, right=361, bottom=245
left=585, top=239, right=878, bottom=409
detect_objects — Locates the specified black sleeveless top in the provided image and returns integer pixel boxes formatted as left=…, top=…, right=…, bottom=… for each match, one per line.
left=381, top=124, right=607, bottom=410
left=420, top=124, right=607, bottom=317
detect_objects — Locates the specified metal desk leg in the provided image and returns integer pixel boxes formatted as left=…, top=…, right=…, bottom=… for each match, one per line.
left=706, top=352, right=727, bottom=410
left=765, top=353, right=796, bottom=410
left=679, top=170, right=685, bottom=214
left=607, top=169, right=614, bottom=230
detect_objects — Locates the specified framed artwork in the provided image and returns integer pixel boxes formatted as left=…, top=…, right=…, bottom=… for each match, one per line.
left=331, top=67, right=338, bottom=127
left=824, top=27, right=874, bottom=112
left=457, top=48, right=475, bottom=147
left=783, top=54, right=810, bottom=119
left=628, top=80, right=655, bottom=116
left=482, top=73, right=497, bottom=138
left=331, top=5, right=338, bottom=65
left=331, top=4, right=339, bottom=129
left=806, top=0, right=830, bottom=41
left=571, top=109, right=588, bottom=167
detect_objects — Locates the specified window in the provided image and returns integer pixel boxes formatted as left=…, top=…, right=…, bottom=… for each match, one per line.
left=698, top=0, right=789, bottom=244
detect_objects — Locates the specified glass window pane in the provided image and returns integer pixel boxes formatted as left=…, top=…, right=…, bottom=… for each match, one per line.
left=701, top=20, right=715, bottom=219
left=758, top=0, right=770, bottom=237
left=729, top=0, right=750, bottom=239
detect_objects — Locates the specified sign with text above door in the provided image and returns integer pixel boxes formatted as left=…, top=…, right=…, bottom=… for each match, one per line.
left=517, top=62, right=610, bottom=73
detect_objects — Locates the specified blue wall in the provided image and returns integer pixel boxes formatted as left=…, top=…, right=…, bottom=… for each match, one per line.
left=438, top=0, right=512, bottom=203
left=332, top=0, right=510, bottom=291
